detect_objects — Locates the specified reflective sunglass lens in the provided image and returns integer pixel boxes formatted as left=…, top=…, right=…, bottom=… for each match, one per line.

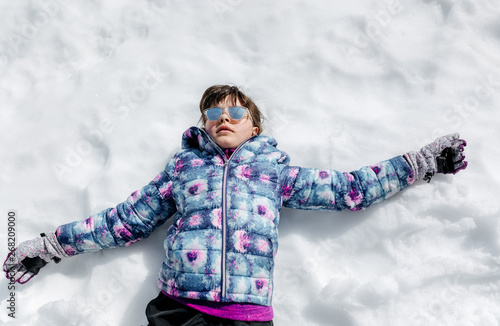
left=205, top=107, right=247, bottom=121
left=228, top=107, right=245, bottom=120
left=206, top=108, right=222, bottom=120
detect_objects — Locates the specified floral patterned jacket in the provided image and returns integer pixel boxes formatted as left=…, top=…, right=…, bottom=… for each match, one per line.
left=55, top=126, right=414, bottom=306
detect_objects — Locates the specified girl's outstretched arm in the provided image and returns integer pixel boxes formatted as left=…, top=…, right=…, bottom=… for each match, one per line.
left=280, top=133, right=467, bottom=212
left=4, top=170, right=177, bottom=283
left=56, top=170, right=177, bottom=255
left=280, top=155, right=412, bottom=211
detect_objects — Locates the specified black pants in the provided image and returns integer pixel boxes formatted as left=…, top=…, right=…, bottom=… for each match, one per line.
left=145, top=292, right=274, bottom=326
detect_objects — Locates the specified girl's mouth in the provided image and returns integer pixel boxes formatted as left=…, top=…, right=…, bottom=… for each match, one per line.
left=217, top=125, right=233, bottom=133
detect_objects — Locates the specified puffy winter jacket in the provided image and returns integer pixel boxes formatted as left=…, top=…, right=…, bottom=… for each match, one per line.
left=56, top=126, right=414, bottom=306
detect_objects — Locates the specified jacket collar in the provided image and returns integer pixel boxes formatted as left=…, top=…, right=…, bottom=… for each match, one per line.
left=181, top=126, right=280, bottom=157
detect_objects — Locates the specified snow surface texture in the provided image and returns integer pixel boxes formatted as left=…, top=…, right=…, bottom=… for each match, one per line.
left=1, top=1, right=500, bottom=325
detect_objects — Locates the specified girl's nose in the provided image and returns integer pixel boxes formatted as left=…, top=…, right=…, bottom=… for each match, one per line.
left=219, top=111, right=230, bottom=122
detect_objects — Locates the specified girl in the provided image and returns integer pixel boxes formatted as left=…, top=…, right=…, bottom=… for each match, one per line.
left=4, top=85, right=467, bottom=326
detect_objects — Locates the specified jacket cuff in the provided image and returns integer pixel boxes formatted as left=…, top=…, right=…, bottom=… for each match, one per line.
left=403, top=151, right=427, bottom=181
left=54, top=227, right=79, bottom=257
left=46, top=231, right=71, bottom=258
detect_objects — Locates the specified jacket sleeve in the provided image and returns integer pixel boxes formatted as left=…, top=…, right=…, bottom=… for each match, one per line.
left=55, top=170, right=177, bottom=256
left=280, top=155, right=414, bottom=211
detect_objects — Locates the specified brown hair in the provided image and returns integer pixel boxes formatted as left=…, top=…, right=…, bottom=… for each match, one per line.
left=199, top=85, right=263, bottom=135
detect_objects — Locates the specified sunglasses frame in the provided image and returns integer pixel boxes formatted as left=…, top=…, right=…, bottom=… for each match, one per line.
left=204, top=106, right=253, bottom=122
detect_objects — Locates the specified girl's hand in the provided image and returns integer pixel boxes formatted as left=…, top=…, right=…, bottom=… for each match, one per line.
left=404, top=133, right=468, bottom=182
left=3, top=232, right=68, bottom=284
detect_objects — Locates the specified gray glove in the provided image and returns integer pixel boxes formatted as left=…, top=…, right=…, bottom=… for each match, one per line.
left=3, top=232, right=69, bottom=284
left=404, top=133, right=467, bottom=182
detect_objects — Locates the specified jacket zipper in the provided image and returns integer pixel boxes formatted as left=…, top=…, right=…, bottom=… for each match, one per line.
left=221, top=160, right=229, bottom=300
left=221, top=140, right=252, bottom=301
left=199, top=129, right=255, bottom=301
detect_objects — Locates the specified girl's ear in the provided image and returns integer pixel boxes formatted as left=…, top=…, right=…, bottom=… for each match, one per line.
left=252, top=126, right=259, bottom=136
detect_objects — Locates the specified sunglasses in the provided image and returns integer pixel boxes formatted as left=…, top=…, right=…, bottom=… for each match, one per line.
left=204, top=106, right=252, bottom=122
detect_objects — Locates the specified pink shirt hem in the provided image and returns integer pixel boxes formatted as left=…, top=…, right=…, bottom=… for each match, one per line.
left=163, top=292, right=274, bottom=322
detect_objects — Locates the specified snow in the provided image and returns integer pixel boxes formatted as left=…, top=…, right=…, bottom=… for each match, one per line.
left=1, top=0, right=500, bottom=325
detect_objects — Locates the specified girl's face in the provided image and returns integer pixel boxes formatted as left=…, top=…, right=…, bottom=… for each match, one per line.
left=204, top=97, right=258, bottom=149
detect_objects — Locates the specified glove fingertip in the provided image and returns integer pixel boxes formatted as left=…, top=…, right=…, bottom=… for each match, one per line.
left=18, top=272, right=35, bottom=284
left=455, top=161, right=468, bottom=174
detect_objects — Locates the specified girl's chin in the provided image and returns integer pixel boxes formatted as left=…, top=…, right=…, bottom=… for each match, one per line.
left=215, top=139, right=238, bottom=149
left=217, top=143, right=234, bottom=149
left=211, top=134, right=248, bottom=149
